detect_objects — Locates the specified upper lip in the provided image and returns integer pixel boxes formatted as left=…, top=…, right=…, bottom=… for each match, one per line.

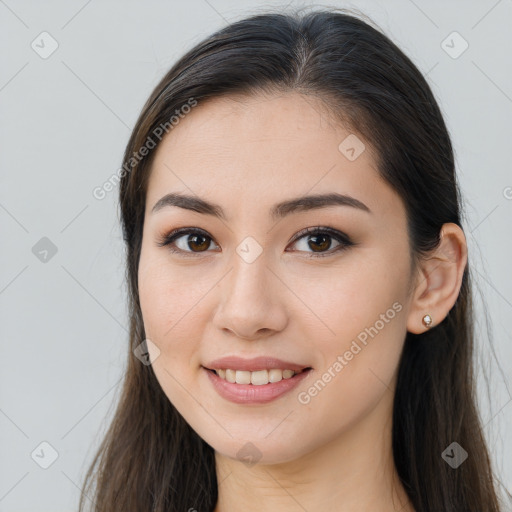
left=203, top=356, right=312, bottom=372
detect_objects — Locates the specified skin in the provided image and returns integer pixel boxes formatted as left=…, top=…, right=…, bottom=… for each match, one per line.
left=138, top=91, right=467, bottom=512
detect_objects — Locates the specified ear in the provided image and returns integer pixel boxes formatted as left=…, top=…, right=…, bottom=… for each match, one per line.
left=406, top=223, right=468, bottom=334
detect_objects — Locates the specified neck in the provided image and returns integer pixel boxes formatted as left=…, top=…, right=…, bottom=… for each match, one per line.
left=213, top=384, right=414, bottom=512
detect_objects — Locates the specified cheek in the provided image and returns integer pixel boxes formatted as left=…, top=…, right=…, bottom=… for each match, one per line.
left=291, top=253, right=407, bottom=342
left=138, top=256, right=209, bottom=408
left=293, top=297, right=406, bottom=447
left=138, top=253, right=207, bottom=379
left=138, top=250, right=208, bottom=340
left=294, top=250, right=409, bottom=402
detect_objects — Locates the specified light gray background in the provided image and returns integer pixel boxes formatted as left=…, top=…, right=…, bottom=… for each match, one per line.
left=1, top=0, right=511, bottom=510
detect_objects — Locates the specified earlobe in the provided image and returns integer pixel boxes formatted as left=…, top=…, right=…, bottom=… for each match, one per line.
left=406, top=223, right=468, bottom=334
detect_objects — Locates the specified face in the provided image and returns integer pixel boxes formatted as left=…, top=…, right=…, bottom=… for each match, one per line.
left=138, top=91, right=416, bottom=464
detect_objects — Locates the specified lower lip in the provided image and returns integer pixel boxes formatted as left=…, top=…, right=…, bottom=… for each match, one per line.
left=203, top=367, right=312, bottom=404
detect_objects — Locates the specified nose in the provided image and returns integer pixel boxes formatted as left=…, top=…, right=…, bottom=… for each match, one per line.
left=212, top=254, right=288, bottom=340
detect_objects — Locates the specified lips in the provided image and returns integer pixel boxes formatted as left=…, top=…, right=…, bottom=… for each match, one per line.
left=203, top=356, right=312, bottom=373
left=203, top=365, right=313, bottom=404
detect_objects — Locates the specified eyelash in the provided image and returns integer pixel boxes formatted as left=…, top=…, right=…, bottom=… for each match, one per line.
left=156, top=226, right=354, bottom=258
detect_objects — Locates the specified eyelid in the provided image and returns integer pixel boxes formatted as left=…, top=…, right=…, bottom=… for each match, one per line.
left=156, top=227, right=220, bottom=253
left=157, top=226, right=354, bottom=257
left=286, top=226, right=354, bottom=257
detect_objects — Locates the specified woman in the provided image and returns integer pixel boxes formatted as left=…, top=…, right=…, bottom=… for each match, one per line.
left=79, top=7, right=507, bottom=511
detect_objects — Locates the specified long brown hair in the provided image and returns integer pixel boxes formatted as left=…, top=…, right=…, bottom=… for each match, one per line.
left=79, top=7, right=509, bottom=511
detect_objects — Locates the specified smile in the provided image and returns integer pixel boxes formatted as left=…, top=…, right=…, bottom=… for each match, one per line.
left=202, top=366, right=313, bottom=404
left=210, top=368, right=310, bottom=385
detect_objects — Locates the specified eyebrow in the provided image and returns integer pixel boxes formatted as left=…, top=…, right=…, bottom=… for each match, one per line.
left=150, top=191, right=371, bottom=220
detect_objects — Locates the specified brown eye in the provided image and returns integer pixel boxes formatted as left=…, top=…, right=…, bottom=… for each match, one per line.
left=158, top=226, right=353, bottom=258
left=157, top=228, right=219, bottom=255
left=306, top=234, right=331, bottom=252
left=185, top=233, right=211, bottom=252
left=288, top=227, right=354, bottom=257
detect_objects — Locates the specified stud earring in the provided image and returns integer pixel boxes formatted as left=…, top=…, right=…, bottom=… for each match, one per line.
left=422, top=314, right=433, bottom=329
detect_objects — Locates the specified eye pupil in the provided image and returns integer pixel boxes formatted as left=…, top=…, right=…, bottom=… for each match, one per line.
left=308, top=235, right=331, bottom=252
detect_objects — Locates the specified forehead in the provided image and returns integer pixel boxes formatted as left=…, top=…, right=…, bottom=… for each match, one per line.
left=146, top=91, right=403, bottom=222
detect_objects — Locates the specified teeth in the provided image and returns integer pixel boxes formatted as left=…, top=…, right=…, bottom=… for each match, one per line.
left=214, top=368, right=300, bottom=385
